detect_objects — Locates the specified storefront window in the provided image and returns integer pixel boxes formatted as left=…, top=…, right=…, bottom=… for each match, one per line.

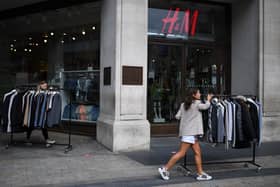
left=148, top=44, right=183, bottom=123
left=148, top=0, right=229, bottom=125
left=0, top=2, right=101, bottom=123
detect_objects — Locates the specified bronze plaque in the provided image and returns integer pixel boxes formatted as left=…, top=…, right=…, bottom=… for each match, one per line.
left=104, top=67, right=111, bottom=85
left=122, top=66, right=143, bottom=85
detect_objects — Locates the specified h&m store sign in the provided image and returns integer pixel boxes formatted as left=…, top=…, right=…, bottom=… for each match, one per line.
left=149, top=7, right=199, bottom=37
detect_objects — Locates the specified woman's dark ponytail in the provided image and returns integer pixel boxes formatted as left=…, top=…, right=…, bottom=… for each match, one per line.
left=184, top=88, right=199, bottom=110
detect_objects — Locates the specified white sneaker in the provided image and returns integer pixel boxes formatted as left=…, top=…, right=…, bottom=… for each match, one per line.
left=196, top=171, right=212, bottom=181
left=45, top=143, right=52, bottom=148
left=158, top=167, right=170, bottom=180
left=46, top=139, right=56, bottom=144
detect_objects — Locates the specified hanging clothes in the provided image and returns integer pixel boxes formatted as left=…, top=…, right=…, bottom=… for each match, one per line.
left=2, top=90, right=25, bottom=133
left=247, top=98, right=260, bottom=142
left=202, top=95, right=262, bottom=149
left=46, top=92, right=62, bottom=127
left=2, top=89, right=62, bottom=133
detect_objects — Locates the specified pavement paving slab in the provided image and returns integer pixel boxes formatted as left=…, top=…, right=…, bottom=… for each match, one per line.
left=0, top=131, right=279, bottom=187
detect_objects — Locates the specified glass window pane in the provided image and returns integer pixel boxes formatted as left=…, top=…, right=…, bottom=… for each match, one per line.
left=0, top=2, right=101, bottom=123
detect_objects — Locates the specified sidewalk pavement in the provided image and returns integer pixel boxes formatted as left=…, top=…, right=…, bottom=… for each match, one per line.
left=0, top=131, right=280, bottom=187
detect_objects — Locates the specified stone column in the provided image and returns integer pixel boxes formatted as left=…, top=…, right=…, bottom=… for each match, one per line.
left=97, top=0, right=150, bottom=152
left=260, top=0, right=280, bottom=141
left=231, top=0, right=259, bottom=95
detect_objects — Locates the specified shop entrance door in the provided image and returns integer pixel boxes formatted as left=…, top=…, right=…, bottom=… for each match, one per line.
left=148, top=43, right=184, bottom=135
left=148, top=42, right=227, bottom=136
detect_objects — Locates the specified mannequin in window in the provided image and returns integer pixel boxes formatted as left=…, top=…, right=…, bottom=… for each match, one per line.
left=151, top=82, right=165, bottom=123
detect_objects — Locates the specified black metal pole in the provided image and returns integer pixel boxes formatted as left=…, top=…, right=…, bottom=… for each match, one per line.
left=10, top=125, right=13, bottom=145
left=252, top=141, right=256, bottom=164
left=69, top=92, right=72, bottom=146
left=64, top=90, right=72, bottom=153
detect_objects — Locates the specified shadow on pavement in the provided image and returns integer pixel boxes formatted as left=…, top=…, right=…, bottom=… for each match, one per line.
left=69, top=167, right=280, bottom=187
left=123, top=138, right=280, bottom=166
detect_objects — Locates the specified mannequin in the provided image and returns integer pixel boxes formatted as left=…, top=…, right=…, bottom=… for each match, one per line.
left=151, top=82, right=165, bottom=123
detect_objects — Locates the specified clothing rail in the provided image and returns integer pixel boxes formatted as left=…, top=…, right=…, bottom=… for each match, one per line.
left=181, top=141, right=262, bottom=175
left=5, top=86, right=73, bottom=153
left=201, top=94, right=257, bottom=97
left=180, top=94, right=262, bottom=173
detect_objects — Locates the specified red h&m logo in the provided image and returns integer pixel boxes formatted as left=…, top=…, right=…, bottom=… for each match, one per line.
left=161, top=8, right=199, bottom=36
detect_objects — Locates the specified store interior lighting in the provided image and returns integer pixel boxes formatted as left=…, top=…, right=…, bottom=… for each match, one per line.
left=8, top=23, right=99, bottom=53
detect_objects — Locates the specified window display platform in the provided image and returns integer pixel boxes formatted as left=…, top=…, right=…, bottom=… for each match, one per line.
left=151, top=122, right=179, bottom=137
left=50, top=121, right=97, bottom=137
left=50, top=122, right=179, bottom=137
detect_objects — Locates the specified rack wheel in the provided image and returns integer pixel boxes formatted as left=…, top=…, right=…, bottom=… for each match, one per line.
left=185, top=171, right=191, bottom=176
left=5, top=145, right=9, bottom=149
left=257, top=167, right=262, bottom=172
left=244, top=163, right=249, bottom=168
left=64, top=145, right=72, bottom=153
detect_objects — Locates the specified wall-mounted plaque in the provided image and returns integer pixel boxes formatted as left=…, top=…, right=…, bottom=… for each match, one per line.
left=122, top=66, right=143, bottom=85
left=104, top=67, right=111, bottom=85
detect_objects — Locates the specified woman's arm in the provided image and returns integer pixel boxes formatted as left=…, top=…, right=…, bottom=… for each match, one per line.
left=198, top=94, right=212, bottom=110
left=175, top=104, right=183, bottom=119
left=198, top=101, right=211, bottom=110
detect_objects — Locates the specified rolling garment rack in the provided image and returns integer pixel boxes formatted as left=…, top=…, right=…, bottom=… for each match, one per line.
left=4, top=85, right=73, bottom=153
left=180, top=94, right=262, bottom=173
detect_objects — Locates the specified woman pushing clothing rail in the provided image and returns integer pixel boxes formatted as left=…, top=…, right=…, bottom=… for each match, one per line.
left=158, top=88, right=213, bottom=181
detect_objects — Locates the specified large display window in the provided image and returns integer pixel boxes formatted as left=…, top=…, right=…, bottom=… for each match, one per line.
left=0, top=2, right=101, bottom=128
left=148, top=0, right=230, bottom=131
